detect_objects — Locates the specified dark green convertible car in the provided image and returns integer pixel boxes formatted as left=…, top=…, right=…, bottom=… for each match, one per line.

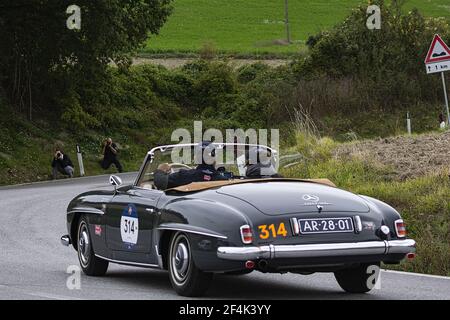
left=61, top=143, right=416, bottom=296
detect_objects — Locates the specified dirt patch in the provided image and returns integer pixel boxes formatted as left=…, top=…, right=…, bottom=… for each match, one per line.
left=335, top=130, right=450, bottom=180
left=132, top=58, right=290, bottom=69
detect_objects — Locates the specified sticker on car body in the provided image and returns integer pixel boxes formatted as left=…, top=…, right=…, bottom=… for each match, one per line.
left=121, top=204, right=139, bottom=246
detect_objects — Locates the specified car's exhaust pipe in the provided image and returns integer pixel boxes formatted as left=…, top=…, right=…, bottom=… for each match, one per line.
left=407, top=252, right=416, bottom=260
left=258, top=259, right=268, bottom=272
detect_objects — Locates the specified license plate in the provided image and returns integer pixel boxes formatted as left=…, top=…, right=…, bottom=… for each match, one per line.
left=298, top=217, right=354, bottom=234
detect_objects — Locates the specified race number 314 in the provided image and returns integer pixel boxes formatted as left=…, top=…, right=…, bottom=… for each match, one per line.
left=121, top=216, right=139, bottom=245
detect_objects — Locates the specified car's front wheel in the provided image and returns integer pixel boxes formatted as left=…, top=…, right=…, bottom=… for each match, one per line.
left=168, top=232, right=213, bottom=297
left=77, top=216, right=109, bottom=276
left=334, top=263, right=380, bottom=293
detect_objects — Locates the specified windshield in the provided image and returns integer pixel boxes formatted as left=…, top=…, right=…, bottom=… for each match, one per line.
left=135, top=143, right=279, bottom=190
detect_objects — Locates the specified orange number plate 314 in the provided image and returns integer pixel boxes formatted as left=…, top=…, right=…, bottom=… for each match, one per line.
left=258, top=223, right=288, bottom=239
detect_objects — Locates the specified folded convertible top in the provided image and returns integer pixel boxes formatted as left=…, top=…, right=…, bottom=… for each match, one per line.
left=167, top=178, right=336, bottom=192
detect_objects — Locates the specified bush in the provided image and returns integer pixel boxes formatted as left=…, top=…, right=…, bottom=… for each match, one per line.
left=192, top=61, right=237, bottom=111
left=60, top=93, right=100, bottom=130
left=199, top=41, right=218, bottom=60
left=292, top=0, right=450, bottom=112
left=236, top=63, right=270, bottom=84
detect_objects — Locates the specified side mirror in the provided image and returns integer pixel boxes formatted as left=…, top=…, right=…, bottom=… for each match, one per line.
left=109, top=175, right=123, bottom=190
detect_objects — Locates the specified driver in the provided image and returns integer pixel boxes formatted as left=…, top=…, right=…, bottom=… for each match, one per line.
left=153, top=141, right=230, bottom=189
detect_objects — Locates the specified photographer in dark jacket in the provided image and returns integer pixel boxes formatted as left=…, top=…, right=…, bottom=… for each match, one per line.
left=51, top=148, right=74, bottom=179
left=101, top=138, right=123, bottom=173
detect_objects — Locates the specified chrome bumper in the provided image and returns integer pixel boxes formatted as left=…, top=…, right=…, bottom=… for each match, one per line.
left=217, top=239, right=416, bottom=261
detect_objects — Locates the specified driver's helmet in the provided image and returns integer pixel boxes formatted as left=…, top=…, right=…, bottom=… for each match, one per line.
left=245, top=146, right=277, bottom=177
left=246, top=146, right=272, bottom=166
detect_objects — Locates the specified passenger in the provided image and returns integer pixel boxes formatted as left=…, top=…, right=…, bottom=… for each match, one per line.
left=245, top=146, right=282, bottom=178
left=153, top=142, right=230, bottom=189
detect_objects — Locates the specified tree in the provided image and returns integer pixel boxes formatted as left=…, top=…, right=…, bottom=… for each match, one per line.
left=0, top=0, right=172, bottom=120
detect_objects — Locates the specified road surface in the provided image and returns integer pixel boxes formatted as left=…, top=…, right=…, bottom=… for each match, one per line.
left=0, top=174, right=449, bottom=300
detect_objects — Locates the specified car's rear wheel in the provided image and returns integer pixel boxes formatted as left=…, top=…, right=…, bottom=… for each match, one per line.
left=77, top=217, right=109, bottom=276
left=168, top=232, right=213, bottom=297
left=334, top=263, right=380, bottom=293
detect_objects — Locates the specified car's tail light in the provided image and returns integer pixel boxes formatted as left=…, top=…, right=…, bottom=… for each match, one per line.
left=395, top=219, right=407, bottom=238
left=240, top=225, right=253, bottom=244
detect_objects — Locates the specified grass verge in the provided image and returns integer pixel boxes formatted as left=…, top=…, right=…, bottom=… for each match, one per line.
left=280, top=132, right=450, bottom=276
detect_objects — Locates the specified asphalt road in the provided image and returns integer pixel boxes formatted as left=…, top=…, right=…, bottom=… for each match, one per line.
left=0, top=174, right=449, bottom=300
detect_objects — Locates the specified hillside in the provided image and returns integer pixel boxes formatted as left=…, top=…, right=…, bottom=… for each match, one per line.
left=280, top=130, right=450, bottom=276
left=336, top=130, right=450, bottom=180
left=1, top=88, right=448, bottom=275
left=144, top=0, right=450, bottom=55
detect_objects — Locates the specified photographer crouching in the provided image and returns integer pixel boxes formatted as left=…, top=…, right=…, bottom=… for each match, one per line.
left=51, top=148, right=74, bottom=179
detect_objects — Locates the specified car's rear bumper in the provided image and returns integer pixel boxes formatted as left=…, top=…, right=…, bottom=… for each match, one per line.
left=217, top=239, right=416, bottom=261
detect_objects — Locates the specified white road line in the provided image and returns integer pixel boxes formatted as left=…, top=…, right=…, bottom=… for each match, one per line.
left=382, top=269, right=450, bottom=280
left=21, top=291, right=82, bottom=300
left=0, top=284, right=81, bottom=300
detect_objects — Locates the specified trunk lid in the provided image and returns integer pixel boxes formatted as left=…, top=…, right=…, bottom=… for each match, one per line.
left=216, top=181, right=370, bottom=215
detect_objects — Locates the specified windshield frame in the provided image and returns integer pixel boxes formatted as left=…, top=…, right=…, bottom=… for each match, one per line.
left=133, top=143, right=278, bottom=187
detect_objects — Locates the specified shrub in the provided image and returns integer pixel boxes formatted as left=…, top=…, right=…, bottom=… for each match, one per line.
left=292, top=0, right=450, bottom=113
left=199, top=41, right=218, bottom=60
left=192, top=61, right=237, bottom=111
left=236, top=63, right=270, bottom=84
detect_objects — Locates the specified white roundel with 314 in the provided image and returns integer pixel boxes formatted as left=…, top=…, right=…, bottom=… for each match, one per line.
left=121, top=204, right=139, bottom=245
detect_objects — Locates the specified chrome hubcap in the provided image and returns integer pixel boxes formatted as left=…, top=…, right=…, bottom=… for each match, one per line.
left=78, top=224, right=90, bottom=266
left=171, top=236, right=190, bottom=284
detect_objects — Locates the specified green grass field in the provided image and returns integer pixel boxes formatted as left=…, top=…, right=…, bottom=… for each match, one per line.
left=143, top=0, right=450, bottom=56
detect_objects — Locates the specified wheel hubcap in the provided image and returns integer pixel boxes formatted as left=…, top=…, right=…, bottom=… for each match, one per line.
left=171, top=236, right=190, bottom=284
left=78, top=224, right=90, bottom=266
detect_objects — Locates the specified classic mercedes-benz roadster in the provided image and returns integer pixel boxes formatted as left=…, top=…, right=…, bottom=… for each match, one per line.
left=61, top=143, right=416, bottom=296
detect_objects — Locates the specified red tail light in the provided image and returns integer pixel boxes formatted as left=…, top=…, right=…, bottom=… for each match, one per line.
left=240, top=225, right=253, bottom=244
left=395, top=219, right=407, bottom=238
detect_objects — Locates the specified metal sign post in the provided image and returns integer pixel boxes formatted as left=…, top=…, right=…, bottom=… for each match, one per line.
left=441, top=72, right=450, bottom=126
left=76, top=145, right=85, bottom=177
